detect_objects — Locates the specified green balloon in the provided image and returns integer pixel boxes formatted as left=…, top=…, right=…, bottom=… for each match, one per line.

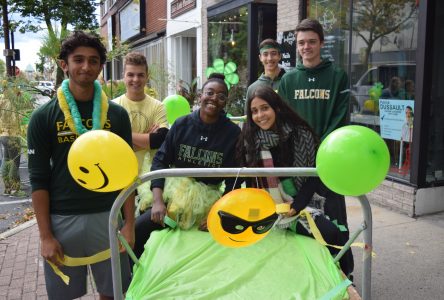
left=224, top=80, right=231, bottom=90
left=163, top=95, right=190, bottom=125
left=225, top=73, right=239, bottom=85
left=316, top=125, right=390, bottom=196
left=213, top=59, right=225, bottom=73
left=224, top=61, right=237, bottom=74
left=205, top=67, right=216, bottom=78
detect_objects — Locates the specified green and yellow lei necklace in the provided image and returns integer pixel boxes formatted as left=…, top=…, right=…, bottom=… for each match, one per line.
left=57, top=79, right=108, bottom=135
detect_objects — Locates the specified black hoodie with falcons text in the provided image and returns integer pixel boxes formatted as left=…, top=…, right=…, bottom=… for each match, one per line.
left=150, top=109, right=241, bottom=193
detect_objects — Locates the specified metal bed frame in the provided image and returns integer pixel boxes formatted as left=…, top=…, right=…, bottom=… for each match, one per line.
left=109, top=167, right=373, bottom=300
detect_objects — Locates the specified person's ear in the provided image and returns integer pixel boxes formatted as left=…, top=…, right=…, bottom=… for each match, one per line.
left=58, top=59, right=68, bottom=73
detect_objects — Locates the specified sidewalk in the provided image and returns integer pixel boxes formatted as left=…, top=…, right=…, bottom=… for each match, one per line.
left=0, top=220, right=96, bottom=300
left=0, top=199, right=443, bottom=299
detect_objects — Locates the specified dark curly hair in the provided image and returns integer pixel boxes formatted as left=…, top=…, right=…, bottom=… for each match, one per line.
left=202, top=73, right=228, bottom=95
left=58, top=31, right=107, bottom=65
left=236, top=86, right=318, bottom=167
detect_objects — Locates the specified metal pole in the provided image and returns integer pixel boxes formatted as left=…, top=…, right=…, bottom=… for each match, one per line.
left=358, top=194, right=373, bottom=300
left=1, top=0, right=13, bottom=77
left=109, top=167, right=318, bottom=299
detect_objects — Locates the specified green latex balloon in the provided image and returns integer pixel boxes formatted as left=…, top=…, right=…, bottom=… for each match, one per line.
left=163, top=95, right=190, bottom=125
left=225, top=73, right=239, bottom=85
left=213, top=58, right=225, bottom=73
left=224, top=61, right=237, bottom=74
left=316, top=125, right=390, bottom=196
left=205, top=67, right=215, bottom=78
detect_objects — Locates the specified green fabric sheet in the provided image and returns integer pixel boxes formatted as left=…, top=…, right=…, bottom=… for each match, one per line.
left=126, top=229, right=350, bottom=300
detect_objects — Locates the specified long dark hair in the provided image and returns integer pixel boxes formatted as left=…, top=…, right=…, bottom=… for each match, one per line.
left=236, top=86, right=318, bottom=167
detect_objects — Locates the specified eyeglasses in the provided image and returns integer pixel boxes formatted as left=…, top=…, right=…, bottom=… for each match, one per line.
left=203, top=90, right=228, bottom=102
left=217, top=210, right=278, bottom=234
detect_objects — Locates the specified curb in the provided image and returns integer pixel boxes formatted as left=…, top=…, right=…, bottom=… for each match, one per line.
left=0, top=218, right=37, bottom=240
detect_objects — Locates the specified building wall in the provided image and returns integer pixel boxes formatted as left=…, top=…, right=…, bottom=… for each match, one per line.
left=202, top=0, right=223, bottom=81
left=277, top=0, right=300, bottom=33
left=146, top=0, right=167, bottom=34
left=367, top=180, right=416, bottom=216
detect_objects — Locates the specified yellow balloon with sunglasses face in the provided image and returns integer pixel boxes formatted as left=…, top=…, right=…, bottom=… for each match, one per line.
left=207, top=188, right=277, bottom=248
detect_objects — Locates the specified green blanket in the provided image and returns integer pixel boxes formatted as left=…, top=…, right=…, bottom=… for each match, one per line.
left=126, top=229, right=350, bottom=300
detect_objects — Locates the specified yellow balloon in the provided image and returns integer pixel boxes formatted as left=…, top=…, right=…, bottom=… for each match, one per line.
left=364, top=99, right=376, bottom=112
left=67, top=130, right=138, bottom=192
left=207, top=188, right=277, bottom=248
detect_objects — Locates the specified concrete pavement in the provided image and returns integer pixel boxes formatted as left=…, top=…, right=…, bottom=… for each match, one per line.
left=347, top=197, right=444, bottom=299
left=0, top=198, right=443, bottom=299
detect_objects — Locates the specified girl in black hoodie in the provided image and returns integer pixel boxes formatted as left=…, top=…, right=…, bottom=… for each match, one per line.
left=133, top=73, right=241, bottom=258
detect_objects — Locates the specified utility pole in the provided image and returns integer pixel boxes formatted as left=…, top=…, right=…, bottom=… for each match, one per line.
left=1, top=0, right=13, bottom=77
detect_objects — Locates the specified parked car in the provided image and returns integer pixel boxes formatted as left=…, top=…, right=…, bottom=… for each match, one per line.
left=351, top=63, right=416, bottom=112
left=36, top=81, right=55, bottom=96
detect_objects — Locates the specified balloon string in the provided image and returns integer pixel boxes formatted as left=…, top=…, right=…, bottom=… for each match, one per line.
left=232, top=167, right=244, bottom=191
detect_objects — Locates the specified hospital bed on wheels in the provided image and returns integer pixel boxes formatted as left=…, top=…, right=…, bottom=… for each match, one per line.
left=108, top=167, right=372, bottom=300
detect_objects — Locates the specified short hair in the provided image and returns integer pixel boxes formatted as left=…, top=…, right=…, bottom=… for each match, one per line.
left=259, top=38, right=281, bottom=53
left=123, top=52, right=148, bottom=74
left=58, top=31, right=107, bottom=64
left=295, top=18, right=324, bottom=42
left=202, top=73, right=228, bottom=95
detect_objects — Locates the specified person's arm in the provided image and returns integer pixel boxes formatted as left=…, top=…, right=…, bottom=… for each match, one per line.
left=27, top=108, right=63, bottom=264
left=288, top=177, right=320, bottom=216
left=150, top=123, right=177, bottom=190
left=322, top=71, right=349, bottom=140
left=150, top=187, right=167, bottom=226
left=287, top=128, right=318, bottom=216
left=119, top=192, right=136, bottom=250
left=32, top=190, right=64, bottom=266
left=132, top=101, right=169, bottom=150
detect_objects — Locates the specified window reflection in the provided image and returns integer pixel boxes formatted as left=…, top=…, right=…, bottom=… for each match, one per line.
left=348, top=0, right=418, bottom=180
left=208, top=6, right=248, bottom=116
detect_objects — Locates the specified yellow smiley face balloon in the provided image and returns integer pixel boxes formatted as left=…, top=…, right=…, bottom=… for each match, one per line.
left=207, top=188, right=277, bottom=248
left=67, top=130, right=138, bottom=192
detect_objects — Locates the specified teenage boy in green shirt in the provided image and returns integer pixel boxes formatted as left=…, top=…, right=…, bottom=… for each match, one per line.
left=278, top=19, right=349, bottom=141
left=246, top=38, right=286, bottom=101
left=278, top=19, right=353, bottom=277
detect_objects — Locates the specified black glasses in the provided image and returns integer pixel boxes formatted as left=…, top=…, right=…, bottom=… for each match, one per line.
left=203, top=90, right=228, bottom=102
left=217, top=211, right=278, bottom=234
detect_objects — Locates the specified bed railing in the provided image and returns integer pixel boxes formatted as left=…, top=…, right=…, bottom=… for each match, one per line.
left=109, top=167, right=372, bottom=300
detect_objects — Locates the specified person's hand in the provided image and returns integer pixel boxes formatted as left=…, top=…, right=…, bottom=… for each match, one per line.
left=148, top=124, right=160, bottom=134
left=151, top=200, right=167, bottom=227
left=198, top=218, right=208, bottom=231
left=119, top=222, right=135, bottom=253
left=41, top=236, right=64, bottom=267
left=285, top=208, right=298, bottom=218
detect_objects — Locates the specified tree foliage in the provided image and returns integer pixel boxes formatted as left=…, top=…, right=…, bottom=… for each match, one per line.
left=9, top=0, right=98, bottom=36
left=353, top=0, right=417, bottom=67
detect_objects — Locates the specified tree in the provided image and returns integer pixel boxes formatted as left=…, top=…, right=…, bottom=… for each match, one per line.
left=353, top=0, right=417, bottom=67
left=0, top=59, right=5, bottom=78
left=8, top=0, right=98, bottom=84
left=38, top=29, right=68, bottom=85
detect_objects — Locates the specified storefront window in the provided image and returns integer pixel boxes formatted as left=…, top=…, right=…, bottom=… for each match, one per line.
left=208, top=6, right=248, bottom=115
left=426, top=0, right=444, bottom=183
left=309, top=0, right=419, bottom=181
left=308, top=0, right=348, bottom=67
